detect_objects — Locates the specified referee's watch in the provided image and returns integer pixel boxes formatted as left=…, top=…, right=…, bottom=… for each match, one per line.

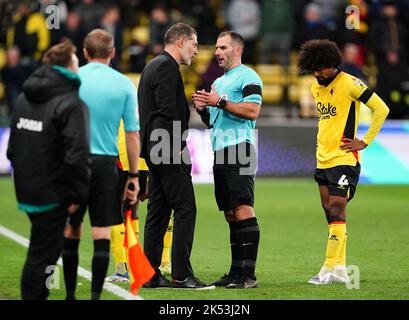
left=128, top=172, right=139, bottom=178
left=216, top=97, right=227, bottom=109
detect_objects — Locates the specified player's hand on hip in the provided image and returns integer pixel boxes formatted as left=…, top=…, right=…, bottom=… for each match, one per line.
left=340, top=138, right=367, bottom=152
left=67, top=203, right=79, bottom=215
left=124, top=177, right=140, bottom=205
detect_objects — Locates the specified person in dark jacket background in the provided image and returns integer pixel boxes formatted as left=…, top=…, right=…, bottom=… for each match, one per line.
left=7, top=42, right=90, bottom=300
left=0, top=47, right=34, bottom=116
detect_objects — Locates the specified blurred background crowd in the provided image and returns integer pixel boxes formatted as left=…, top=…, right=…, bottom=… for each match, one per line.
left=1, top=0, right=409, bottom=125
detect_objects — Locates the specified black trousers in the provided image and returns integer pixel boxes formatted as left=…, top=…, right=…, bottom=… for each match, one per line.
left=21, top=206, right=67, bottom=300
left=144, top=162, right=197, bottom=280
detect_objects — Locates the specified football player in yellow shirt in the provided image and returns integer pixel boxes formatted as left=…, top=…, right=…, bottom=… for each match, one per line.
left=105, top=121, right=173, bottom=282
left=297, top=39, right=389, bottom=285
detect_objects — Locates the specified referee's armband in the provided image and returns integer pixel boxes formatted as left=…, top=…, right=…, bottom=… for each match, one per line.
left=243, top=84, right=262, bottom=98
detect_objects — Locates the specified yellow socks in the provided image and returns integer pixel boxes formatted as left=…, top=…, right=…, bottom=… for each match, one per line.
left=110, top=223, right=127, bottom=274
left=335, top=228, right=347, bottom=267
left=324, top=222, right=347, bottom=270
left=112, top=218, right=172, bottom=274
left=161, top=218, right=173, bottom=268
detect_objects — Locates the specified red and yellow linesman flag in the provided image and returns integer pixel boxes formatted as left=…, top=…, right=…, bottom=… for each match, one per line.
left=123, top=203, right=155, bottom=295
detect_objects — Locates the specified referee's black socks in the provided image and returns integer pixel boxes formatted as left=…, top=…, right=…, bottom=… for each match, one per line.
left=91, top=239, right=110, bottom=300
left=62, top=238, right=80, bottom=300
left=228, top=221, right=243, bottom=278
left=235, top=217, right=260, bottom=280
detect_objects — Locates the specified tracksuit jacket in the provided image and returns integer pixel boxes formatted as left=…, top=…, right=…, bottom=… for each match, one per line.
left=7, top=65, right=91, bottom=209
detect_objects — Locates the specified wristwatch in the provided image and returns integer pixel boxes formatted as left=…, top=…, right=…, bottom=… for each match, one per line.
left=216, top=97, right=227, bottom=109
left=128, top=172, right=139, bottom=178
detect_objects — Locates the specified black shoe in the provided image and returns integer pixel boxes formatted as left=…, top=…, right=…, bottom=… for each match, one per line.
left=226, top=276, right=258, bottom=289
left=143, top=275, right=173, bottom=288
left=65, top=296, right=76, bottom=301
left=171, top=277, right=216, bottom=290
left=211, top=274, right=236, bottom=287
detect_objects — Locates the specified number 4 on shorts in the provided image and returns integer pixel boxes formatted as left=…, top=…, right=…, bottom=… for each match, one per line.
left=338, top=174, right=349, bottom=186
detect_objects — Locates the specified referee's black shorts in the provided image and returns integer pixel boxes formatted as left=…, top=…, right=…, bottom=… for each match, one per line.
left=314, top=163, right=361, bottom=201
left=213, top=142, right=256, bottom=212
left=69, top=155, right=122, bottom=227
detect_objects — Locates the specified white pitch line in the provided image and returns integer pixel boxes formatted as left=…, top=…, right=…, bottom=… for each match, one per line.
left=0, top=224, right=143, bottom=300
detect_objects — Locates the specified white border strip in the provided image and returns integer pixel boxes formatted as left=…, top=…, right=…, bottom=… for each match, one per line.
left=0, top=224, right=143, bottom=300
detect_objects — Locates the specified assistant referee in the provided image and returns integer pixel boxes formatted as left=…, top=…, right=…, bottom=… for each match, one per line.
left=62, top=29, right=140, bottom=300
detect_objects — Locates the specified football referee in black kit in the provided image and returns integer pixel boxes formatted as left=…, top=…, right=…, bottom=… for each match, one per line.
left=138, top=23, right=214, bottom=289
left=193, top=31, right=263, bottom=289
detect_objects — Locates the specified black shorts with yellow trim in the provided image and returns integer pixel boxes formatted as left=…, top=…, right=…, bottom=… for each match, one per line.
left=314, top=163, right=361, bottom=201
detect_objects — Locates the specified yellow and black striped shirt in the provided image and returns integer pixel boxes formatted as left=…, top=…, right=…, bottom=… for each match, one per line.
left=311, top=71, right=389, bottom=169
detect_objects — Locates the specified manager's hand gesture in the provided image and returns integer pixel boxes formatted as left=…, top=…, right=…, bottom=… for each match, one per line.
left=192, top=85, right=220, bottom=107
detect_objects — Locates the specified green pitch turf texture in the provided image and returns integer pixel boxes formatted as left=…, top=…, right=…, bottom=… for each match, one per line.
left=1, top=177, right=408, bottom=300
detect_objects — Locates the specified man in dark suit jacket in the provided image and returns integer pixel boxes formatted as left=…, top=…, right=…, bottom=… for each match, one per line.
left=138, top=23, right=214, bottom=289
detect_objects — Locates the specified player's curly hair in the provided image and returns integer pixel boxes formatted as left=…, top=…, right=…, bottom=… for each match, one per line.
left=297, top=39, right=343, bottom=73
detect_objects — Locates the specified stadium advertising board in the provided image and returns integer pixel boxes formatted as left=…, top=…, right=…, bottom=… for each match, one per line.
left=1, top=121, right=408, bottom=184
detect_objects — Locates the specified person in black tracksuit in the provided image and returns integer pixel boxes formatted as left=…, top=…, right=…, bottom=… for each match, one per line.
left=7, top=42, right=90, bottom=300
left=138, top=23, right=213, bottom=289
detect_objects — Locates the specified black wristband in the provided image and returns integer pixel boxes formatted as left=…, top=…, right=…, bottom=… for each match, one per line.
left=216, top=97, right=227, bottom=109
left=128, top=172, right=139, bottom=178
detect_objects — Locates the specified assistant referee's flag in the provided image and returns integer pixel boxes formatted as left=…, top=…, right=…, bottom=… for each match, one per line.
left=123, top=186, right=155, bottom=295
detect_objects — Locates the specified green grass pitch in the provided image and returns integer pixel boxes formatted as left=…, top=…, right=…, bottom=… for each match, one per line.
left=1, top=176, right=408, bottom=300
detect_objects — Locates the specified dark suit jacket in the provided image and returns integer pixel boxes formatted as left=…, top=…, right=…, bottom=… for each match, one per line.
left=138, top=51, right=190, bottom=161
